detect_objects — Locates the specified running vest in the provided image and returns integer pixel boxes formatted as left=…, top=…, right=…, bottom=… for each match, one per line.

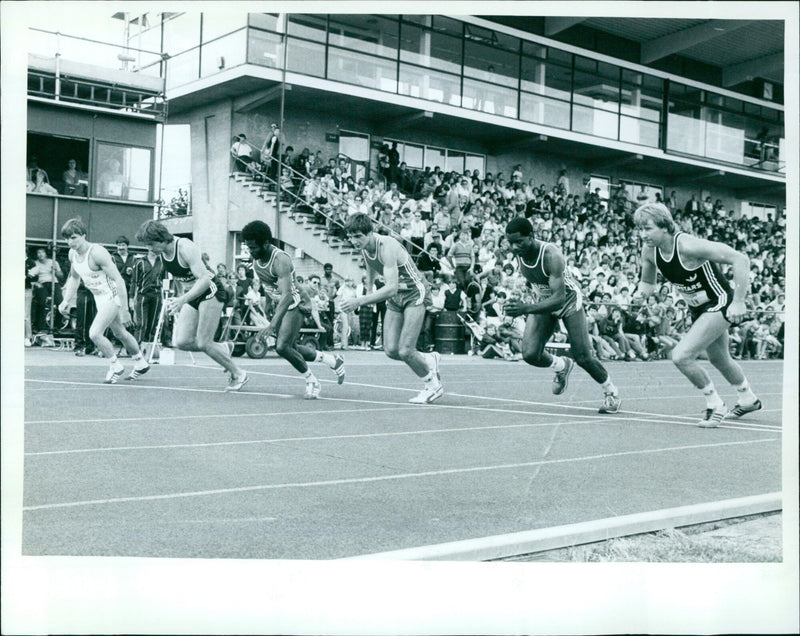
left=252, top=246, right=311, bottom=311
left=71, top=245, right=117, bottom=299
left=160, top=238, right=197, bottom=282
left=517, top=241, right=582, bottom=306
left=654, top=232, right=731, bottom=309
left=362, top=235, right=426, bottom=295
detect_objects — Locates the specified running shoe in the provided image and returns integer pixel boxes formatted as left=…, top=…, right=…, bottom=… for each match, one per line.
left=598, top=392, right=621, bottom=414
left=409, top=382, right=444, bottom=404
left=429, top=351, right=442, bottom=383
left=332, top=354, right=346, bottom=385
left=104, top=364, right=125, bottom=384
left=225, top=371, right=249, bottom=392
left=551, top=357, right=574, bottom=395
left=730, top=399, right=762, bottom=418
left=698, top=403, right=727, bottom=428
left=304, top=378, right=322, bottom=400
left=126, top=363, right=150, bottom=380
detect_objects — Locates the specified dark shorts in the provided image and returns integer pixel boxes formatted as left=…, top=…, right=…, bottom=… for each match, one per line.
left=689, top=295, right=735, bottom=324
left=387, top=284, right=431, bottom=313
left=187, top=277, right=228, bottom=310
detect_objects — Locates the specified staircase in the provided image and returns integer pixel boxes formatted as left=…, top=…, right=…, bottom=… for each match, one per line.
left=228, top=173, right=364, bottom=279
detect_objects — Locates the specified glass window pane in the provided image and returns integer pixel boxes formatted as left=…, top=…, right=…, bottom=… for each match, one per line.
left=522, top=41, right=546, bottom=59
left=573, top=67, right=620, bottom=111
left=620, top=116, right=660, bottom=147
left=445, top=150, right=465, bottom=174
left=248, top=27, right=283, bottom=67
left=288, top=14, right=327, bottom=42
left=521, top=56, right=571, bottom=101
left=402, top=143, right=424, bottom=169
left=287, top=38, right=325, bottom=77
left=400, top=23, right=461, bottom=74
left=465, top=154, right=484, bottom=178
left=248, top=13, right=279, bottom=31
left=95, top=143, right=151, bottom=201
left=462, top=78, right=518, bottom=117
left=165, top=48, right=199, bottom=90
left=201, top=30, right=246, bottom=77
left=328, top=14, right=398, bottom=59
left=424, top=146, right=446, bottom=171
left=573, top=104, right=618, bottom=139
left=162, top=13, right=201, bottom=56
left=328, top=47, right=397, bottom=92
left=432, top=16, right=463, bottom=38
left=399, top=63, right=461, bottom=106
left=520, top=91, right=571, bottom=129
left=464, top=40, right=518, bottom=88
left=202, top=12, right=247, bottom=43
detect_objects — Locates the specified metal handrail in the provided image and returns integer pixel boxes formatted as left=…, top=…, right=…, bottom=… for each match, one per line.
left=231, top=139, right=440, bottom=264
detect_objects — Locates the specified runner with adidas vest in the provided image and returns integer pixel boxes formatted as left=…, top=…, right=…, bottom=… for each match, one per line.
left=135, top=220, right=247, bottom=391
left=241, top=220, right=345, bottom=399
left=634, top=202, right=761, bottom=427
left=503, top=217, right=621, bottom=414
left=341, top=213, right=443, bottom=404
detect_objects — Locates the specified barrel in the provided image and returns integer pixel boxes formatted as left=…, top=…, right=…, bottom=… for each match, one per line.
left=435, top=311, right=466, bottom=354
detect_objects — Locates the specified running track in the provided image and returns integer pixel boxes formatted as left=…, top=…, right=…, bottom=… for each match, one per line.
left=18, top=348, right=783, bottom=560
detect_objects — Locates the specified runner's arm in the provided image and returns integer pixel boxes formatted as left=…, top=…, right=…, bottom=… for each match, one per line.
left=177, top=240, right=213, bottom=304
left=93, top=246, right=132, bottom=321
left=264, top=254, right=295, bottom=334
left=637, top=245, right=657, bottom=296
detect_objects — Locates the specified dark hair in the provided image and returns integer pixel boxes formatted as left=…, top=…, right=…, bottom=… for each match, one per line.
left=61, top=217, right=88, bottom=238
left=136, top=220, right=173, bottom=244
left=505, top=216, right=533, bottom=236
left=344, top=213, right=374, bottom=235
left=323, top=262, right=333, bottom=270
left=116, top=236, right=130, bottom=245
left=241, top=220, right=273, bottom=245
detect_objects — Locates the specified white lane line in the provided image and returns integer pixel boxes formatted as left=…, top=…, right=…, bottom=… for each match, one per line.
left=23, top=437, right=778, bottom=511
left=25, top=380, right=781, bottom=432
left=22, top=415, right=675, bottom=456
left=25, top=406, right=417, bottom=425
left=25, top=379, right=293, bottom=398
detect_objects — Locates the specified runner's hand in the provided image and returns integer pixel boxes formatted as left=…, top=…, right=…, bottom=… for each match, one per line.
left=503, top=298, right=528, bottom=317
left=726, top=299, right=747, bottom=324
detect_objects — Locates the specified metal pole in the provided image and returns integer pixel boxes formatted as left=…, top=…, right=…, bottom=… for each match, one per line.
left=49, top=198, right=59, bottom=332
left=276, top=13, right=289, bottom=243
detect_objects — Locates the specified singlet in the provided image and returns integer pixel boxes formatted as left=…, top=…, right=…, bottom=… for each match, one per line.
left=252, top=246, right=312, bottom=312
left=71, top=245, right=117, bottom=300
left=361, top=235, right=426, bottom=297
left=654, top=232, right=731, bottom=310
left=160, top=238, right=197, bottom=283
left=517, top=242, right=582, bottom=315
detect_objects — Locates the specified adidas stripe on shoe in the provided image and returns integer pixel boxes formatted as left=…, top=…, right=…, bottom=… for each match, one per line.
left=730, top=399, right=762, bottom=418
left=698, top=403, right=727, bottom=428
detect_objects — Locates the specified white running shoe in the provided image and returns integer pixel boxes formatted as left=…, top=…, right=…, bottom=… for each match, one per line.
left=409, top=382, right=444, bottom=404
left=332, top=354, right=346, bottom=384
left=730, top=399, right=762, bottom=418
left=104, top=364, right=125, bottom=384
left=598, top=392, right=621, bottom=414
left=126, top=363, right=150, bottom=380
left=225, top=371, right=249, bottom=392
left=698, top=403, right=727, bottom=427
left=304, top=378, right=322, bottom=399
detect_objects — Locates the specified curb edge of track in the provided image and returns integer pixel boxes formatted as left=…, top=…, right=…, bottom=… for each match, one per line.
left=342, top=492, right=782, bottom=561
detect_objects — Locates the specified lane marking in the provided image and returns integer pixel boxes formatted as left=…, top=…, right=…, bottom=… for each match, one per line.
left=22, top=415, right=691, bottom=456
left=25, top=379, right=294, bottom=398
left=23, top=438, right=779, bottom=511
left=25, top=381, right=781, bottom=432
left=25, top=406, right=417, bottom=426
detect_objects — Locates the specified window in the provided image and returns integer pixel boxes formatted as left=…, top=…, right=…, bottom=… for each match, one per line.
left=26, top=132, right=90, bottom=196
left=741, top=202, right=777, bottom=221
left=95, top=142, right=152, bottom=201
left=587, top=175, right=610, bottom=208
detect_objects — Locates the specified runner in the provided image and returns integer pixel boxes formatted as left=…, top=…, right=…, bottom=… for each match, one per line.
left=241, top=220, right=345, bottom=399
left=341, top=213, right=443, bottom=404
left=57, top=217, right=149, bottom=383
left=634, top=202, right=761, bottom=427
left=503, top=216, right=621, bottom=413
left=135, top=220, right=247, bottom=391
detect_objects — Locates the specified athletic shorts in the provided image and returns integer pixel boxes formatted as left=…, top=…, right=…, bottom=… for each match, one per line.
left=689, top=295, right=735, bottom=324
left=187, top=277, right=228, bottom=310
left=549, top=289, right=583, bottom=320
left=387, top=284, right=431, bottom=313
